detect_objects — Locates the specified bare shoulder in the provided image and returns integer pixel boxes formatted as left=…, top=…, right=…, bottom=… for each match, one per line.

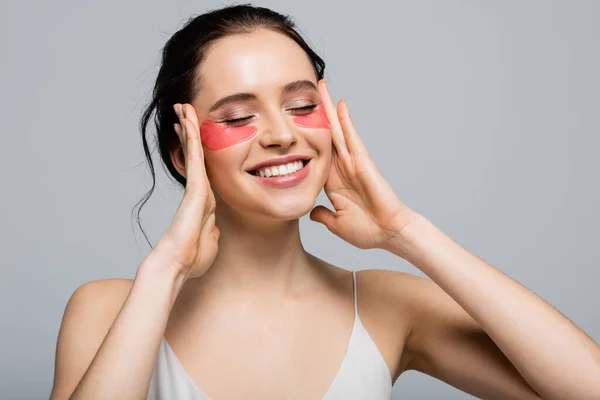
left=357, top=269, right=482, bottom=373
left=50, top=278, right=134, bottom=399
left=356, top=269, right=446, bottom=338
left=354, top=269, right=433, bottom=381
left=355, top=268, right=421, bottom=294
left=355, top=268, right=427, bottom=318
left=68, top=277, right=133, bottom=306
left=59, top=278, right=134, bottom=334
left=358, top=268, right=474, bottom=330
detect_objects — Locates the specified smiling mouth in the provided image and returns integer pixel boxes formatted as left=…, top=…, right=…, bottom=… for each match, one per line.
left=248, top=159, right=310, bottom=177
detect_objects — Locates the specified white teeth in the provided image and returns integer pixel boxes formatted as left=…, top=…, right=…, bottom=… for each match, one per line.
left=255, top=160, right=305, bottom=178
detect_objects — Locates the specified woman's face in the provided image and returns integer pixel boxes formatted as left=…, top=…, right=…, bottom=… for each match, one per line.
left=185, top=28, right=332, bottom=221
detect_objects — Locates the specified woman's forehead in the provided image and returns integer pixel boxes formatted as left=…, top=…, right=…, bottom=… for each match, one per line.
left=196, top=29, right=316, bottom=103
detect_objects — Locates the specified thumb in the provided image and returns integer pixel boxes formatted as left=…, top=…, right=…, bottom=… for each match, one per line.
left=310, top=205, right=337, bottom=231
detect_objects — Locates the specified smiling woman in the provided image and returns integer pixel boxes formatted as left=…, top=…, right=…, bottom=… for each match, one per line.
left=49, top=3, right=600, bottom=400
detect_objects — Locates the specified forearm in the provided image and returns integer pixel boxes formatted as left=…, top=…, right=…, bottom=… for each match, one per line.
left=389, top=213, right=600, bottom=400
left=69, top=254, right=186, bottom=400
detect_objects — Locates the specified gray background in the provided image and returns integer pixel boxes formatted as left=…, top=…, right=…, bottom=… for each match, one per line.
left=1, top=0, right=598, bottom=399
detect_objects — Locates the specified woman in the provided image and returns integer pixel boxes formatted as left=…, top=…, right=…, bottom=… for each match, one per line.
left=50, top=4, right=600, bottom=400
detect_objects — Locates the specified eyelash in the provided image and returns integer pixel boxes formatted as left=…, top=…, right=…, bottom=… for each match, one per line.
left=220, top=104, right=318, bottom=126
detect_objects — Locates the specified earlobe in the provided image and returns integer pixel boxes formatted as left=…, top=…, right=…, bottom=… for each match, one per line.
left=170, top=122, right=187, bottom=177
left=169, top=145, right=187, bottom=179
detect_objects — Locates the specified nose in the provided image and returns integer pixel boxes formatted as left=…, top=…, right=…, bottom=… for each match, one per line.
left=257, top=109, right=298, bottom=149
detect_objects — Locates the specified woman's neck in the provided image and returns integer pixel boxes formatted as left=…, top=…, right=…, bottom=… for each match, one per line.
left=193, top=210, right=319, bottom=297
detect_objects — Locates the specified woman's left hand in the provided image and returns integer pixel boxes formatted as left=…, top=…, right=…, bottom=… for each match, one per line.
left=310, top=80, right=416, bottom=250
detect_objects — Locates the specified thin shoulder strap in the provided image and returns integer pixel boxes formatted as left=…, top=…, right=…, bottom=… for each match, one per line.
left=352, top=270, right=358, bottom=316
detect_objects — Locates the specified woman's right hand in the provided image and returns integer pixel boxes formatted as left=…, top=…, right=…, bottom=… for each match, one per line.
left=151, top=103, right=219, bottom=281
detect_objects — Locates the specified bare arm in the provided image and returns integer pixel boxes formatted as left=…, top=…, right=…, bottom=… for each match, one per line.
left=390, top=213, right=600, bottom=400
left=49, top=257, right=184, bottom=400
left=310, top=79, right=600, bottom=399
left=50, top=103, right=218, bottom=400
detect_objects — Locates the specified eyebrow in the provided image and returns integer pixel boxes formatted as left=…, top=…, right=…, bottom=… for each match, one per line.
left=208, top=79, right=318, bottom=113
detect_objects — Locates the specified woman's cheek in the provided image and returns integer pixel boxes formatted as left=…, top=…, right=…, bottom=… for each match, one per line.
left=292, top=104, right=330, bottom=129
left=199, top=120, right=258, bottom=150
left=293, top=105, right=332, bottom=156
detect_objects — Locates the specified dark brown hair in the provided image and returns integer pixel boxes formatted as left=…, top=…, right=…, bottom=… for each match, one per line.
left=132, top=4, right=326, bottom=248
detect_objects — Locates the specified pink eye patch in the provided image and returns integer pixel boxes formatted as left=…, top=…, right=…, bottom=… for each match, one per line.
left=292, top=104, right=330, bottom=129
left=199, top=120, right=257, bottom=150
left=198, top=104, right=329, bottom=150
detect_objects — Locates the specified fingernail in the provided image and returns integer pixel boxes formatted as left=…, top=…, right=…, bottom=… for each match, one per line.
left=182, top=105, right=187, bottom=118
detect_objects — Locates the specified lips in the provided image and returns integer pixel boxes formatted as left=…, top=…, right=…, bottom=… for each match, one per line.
left=249, top=158, right=311, bottom=188
left=246, top=155, right=311, bottom=174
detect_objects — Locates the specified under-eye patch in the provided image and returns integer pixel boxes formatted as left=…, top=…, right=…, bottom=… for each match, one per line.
left=199, top=120, right=258, bottom=150
left=292, top=103, right=330, bottom=129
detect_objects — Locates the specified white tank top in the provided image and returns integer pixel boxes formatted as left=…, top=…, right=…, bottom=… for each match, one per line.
left=147, top=270, right=392, bottom=399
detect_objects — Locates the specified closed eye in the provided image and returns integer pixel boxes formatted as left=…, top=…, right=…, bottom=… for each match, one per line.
left=219, top=104, right=318, bottom=126
left=290, top=104, right=318, bottom=113
left=220, top=115, right=254, bottom=126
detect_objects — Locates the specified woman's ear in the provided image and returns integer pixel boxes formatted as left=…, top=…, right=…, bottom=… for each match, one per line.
left=169, top=140, right=187, bottom=179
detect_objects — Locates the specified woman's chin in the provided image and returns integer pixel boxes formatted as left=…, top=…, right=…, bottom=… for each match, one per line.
left=258, top=195, right=317, bottom=221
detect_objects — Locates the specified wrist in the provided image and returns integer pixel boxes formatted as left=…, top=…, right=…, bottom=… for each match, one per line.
left=383, top=211, right=431, bottom=259
left=136, top=251, right=189, bottom=296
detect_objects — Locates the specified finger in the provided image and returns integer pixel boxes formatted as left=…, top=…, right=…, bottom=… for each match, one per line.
left=318, top=80, right=349, bottom=159
left=183, top=104, right=201, bottom=135
left=174, top=104, right=187, bottom=151
left=174, top=123, right=184, bottom=151
left=309, top=205, right=337, bottom=233
left=338, top=99, right=368, bottom=157
left=181, top=115, right=208, bottom=191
